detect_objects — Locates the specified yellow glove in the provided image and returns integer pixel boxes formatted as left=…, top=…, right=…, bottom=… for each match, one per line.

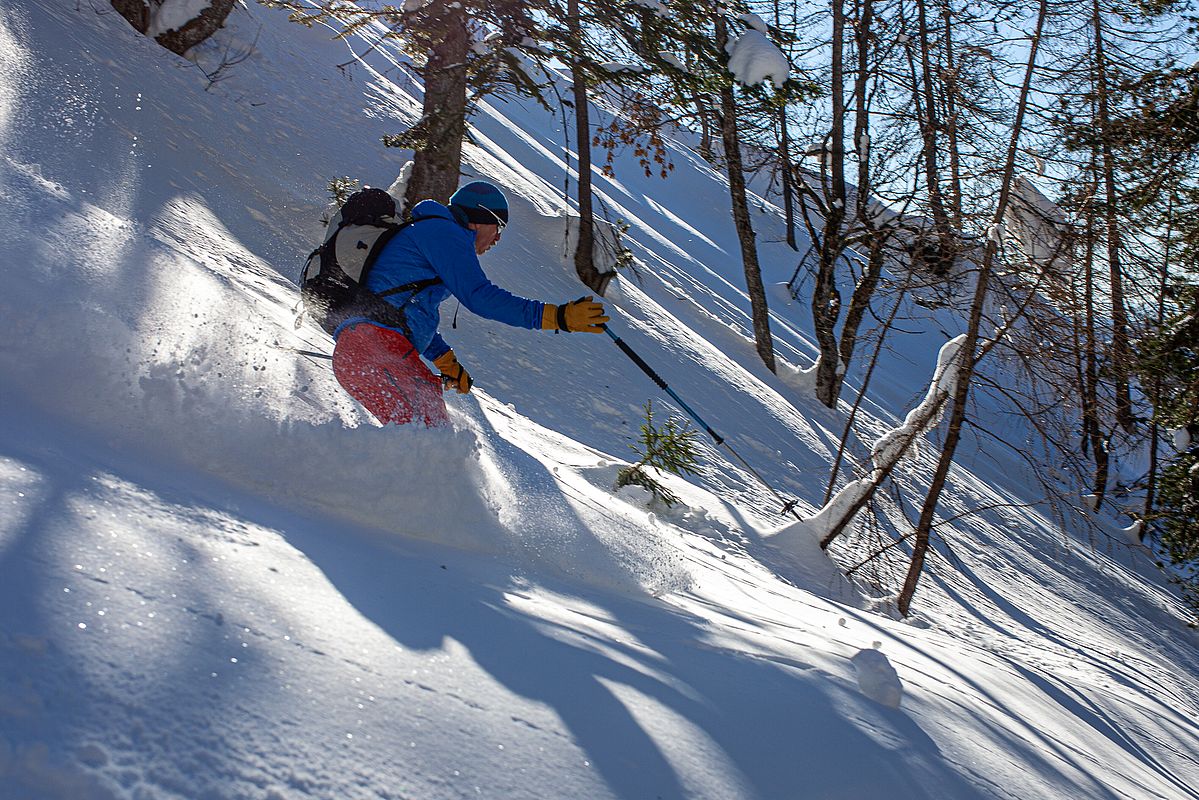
left=433, top=349, right=473, bottom=394
left=541, top=296, right=610, bottom=333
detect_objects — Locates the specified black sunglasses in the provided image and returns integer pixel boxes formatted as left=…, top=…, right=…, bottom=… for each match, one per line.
left=478, top=204, right=507, bottom=231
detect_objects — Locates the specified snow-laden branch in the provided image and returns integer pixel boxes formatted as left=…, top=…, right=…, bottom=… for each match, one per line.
left=725, top=30, right=788, bottom=87
left=806, top=335, right=967, bottom=543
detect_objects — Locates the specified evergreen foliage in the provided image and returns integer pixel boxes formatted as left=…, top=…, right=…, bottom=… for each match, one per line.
left=1141, top=286, right=1199, bottom=621
left=327, top=177, right=360, bottom=207
left=616, top=401, right=701, bottom=507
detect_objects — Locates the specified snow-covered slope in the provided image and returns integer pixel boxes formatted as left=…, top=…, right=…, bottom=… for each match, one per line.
left=1, top=3, right=1197, bottom=799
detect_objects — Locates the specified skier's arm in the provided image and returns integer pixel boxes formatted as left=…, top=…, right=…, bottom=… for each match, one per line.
left=418, top=226, right=544, bottom=330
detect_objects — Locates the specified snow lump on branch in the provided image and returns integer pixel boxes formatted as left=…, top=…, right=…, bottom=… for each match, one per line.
left=737, top=12, right=770, bottom=34
left=726, top=30, right=789, bottom=87
left=147, top=0, right=215, bottom=37
left=658, top=51, right=689, bottom=73
left=599, top=62, right=648, bottom=75
left=629, top=0, right=671, bottom=17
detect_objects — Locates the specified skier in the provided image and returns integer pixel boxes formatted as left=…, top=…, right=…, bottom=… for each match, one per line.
left=331, top=180, right=609, bottom=426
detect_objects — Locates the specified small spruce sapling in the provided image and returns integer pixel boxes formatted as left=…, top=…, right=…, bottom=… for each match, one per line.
left=616, top=401, right=701, bottom=507
left=328, top=177, right=361, bottom=205
left=322, top=177, right=361, bottom=224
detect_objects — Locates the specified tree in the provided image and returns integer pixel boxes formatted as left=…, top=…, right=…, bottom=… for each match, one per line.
left=536, top=0, right=659, bottom=294
left=1086, top=0, right=1137, bottom=434
left=566, top=0, right=604, bottom=292
left=1140, top=288, right=1199, bottom=620
left=619, top=2, right=806, bottom=374
left=616, top=401, right=702, bottom=507
left=898, top=0, right=1049, bottom=617
left=713, top=9, right=778, bottom=373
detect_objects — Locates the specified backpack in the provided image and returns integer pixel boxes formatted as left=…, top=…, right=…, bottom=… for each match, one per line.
left=299, top=188, right=441, bottom=335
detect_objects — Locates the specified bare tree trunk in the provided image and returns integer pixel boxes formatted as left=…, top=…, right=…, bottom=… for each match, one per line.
left=838, top=0, right=884, bottom=390
left=812, top=0, right=848, bottom=407
left=715, top=13, right=776, bottom=373
left=1145, top=197, right=1174, bottom=526
left=110, top=0, right=149, bottom=33
left=403, top=3, right=468, bottom=213
left=566, top=0, right=609, bottom=295
left=769, top=0, right=797, bottom=252
left=820, top=386, right=951, bottom=549
left=820, top=286, right=915, bottom=547
left=912, top=0, right=954, bottom=262
left=838, top=240, right=885, bottom=384
left=1082, top=215, right=1110, bottom=510
left=698, top=95, right=714, bottom=162
left=1091, top=0, right=1136, bottom=434
left=806, top=0, right=887, bottom=410
left=940, top=0, right=964, bottom=228
left=897, top=0, right=1048, bottom=617
left=779, top=105, right=798, bottom=251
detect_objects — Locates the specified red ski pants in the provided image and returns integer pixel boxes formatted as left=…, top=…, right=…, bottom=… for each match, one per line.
left=332, top=323, right=449, bottom=427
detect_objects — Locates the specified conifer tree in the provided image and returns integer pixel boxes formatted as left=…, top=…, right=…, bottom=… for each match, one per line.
left=616, top=401, right=702, bottom=507
left=647, top=1, right=809, bottom=374
left=534, top=0, right=660, bottom=294
left=1140, top=288, right=1199, bottom=619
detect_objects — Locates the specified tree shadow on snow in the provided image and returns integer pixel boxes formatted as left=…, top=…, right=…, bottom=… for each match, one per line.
left=0, top=416, right=253, bottom=800
left=275, top=408, right=992, bottom=800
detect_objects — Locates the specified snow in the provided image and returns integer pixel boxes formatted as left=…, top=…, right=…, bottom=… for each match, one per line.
left=598, top=61, right=646, bottom=75
left=1, top=3, right=1198, bottom=799
left=737, top=13, right=771, bottom=34
left=147, top=0, right=213, bottom=38
left=629, top=0, right=671, bottom=18
left=850, top=647, right=904, bottom=708
left=658, top=50, right=688, bottom=73
left=725, top=30, right=789, bottom=88
left=519, top=36, right=551, bottom=56
left=987, top=221, right=1005, bottom=245
left=385, top=159, right=414, bottom=207
left=1005, top=174, right=1070, bottom=269
left=792, top=335, right=965, bottom=543
left=1121, top=520, right=1146, bottom=542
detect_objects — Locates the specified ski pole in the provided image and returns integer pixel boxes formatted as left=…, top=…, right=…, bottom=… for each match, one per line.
left=601, top=324, right=802, bottom=521
left=288, top=348, right=333, bottom=360
left=268, top=342, right=333, bottom=360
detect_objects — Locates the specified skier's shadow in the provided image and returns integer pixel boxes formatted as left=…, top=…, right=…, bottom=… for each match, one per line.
left=285, top=406, right=991, bottom=800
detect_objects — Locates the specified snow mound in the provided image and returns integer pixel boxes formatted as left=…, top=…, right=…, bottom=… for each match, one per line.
left=851, top=647, right=903, bottom=708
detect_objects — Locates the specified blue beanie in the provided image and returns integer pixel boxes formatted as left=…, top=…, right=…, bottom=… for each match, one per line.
left=449, top=180, right=509, bottom=226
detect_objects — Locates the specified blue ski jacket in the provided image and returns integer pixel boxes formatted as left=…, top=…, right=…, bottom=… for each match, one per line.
left=334, top=200, right=544, bottom=360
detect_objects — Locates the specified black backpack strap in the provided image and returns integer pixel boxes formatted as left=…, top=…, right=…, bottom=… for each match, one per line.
left=356, top=215, right=445, bottom=288
left=355, top=221, right=404, bottom=284
left=377, top=277, right=444, bottom=299
left=345, top=216, right=446, bottom=338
